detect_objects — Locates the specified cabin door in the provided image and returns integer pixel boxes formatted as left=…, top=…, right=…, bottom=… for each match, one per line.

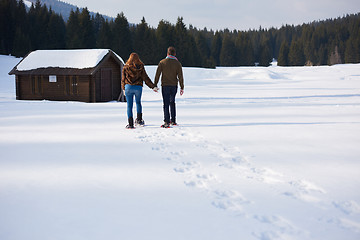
left=101, top=69, right=112, bottom=101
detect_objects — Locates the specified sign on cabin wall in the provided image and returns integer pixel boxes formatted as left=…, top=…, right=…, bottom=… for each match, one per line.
left=49, top=76, right=57, bottom=83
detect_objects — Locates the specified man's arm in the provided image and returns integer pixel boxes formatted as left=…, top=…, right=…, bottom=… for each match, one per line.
left=178, top=63, right=184, bottom=90
left=154, top=63, right=162, bottom=87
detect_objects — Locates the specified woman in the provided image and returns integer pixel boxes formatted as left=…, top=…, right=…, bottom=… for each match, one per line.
left=122, top=53, right=158, bottom=129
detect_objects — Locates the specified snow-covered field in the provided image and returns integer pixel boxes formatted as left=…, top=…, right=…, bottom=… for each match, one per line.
left=1, top=54, right=360, bottom=240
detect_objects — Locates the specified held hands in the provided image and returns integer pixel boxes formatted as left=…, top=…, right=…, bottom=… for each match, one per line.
left=152, top=87, right=183, bottom=95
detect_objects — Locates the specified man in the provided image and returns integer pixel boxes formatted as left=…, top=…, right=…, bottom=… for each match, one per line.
left=154, top=46, right=184, bottom=128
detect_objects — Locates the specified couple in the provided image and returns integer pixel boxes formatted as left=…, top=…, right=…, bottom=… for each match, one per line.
left=121, top=46, right=184, bottom=129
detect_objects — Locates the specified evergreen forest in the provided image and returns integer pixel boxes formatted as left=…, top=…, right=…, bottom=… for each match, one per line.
left=1, top=0, right=360, bottom=67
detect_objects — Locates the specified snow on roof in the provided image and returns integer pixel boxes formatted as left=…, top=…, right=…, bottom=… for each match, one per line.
left=16, top=49, right=124, bottom=71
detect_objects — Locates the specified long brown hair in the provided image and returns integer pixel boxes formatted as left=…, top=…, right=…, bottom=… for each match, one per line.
left=126, top=52, right=144, bottom=66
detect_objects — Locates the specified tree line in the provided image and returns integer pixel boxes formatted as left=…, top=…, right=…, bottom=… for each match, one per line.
left=1, top=0, right=359, bottom=67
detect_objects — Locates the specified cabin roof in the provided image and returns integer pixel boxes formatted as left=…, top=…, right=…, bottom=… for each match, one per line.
left=9, top=49, right=124, bottom=75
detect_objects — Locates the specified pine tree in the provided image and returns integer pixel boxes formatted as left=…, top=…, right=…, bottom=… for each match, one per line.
left=220, top=33, right=236, bottom=66
left=345, top=37, right=358, bottom=63
left=134, top=17, right=155, bottom=64
left=289, top=40, right=305, bottom=66
left=93, top=13, right=104, bottom=42
left=315, top=25, right=329, bottom=65
left=317, top=44, right=328, bottom=65
left=301, top=24, right=315, bottom=64
left=0, top=0, right=32, bottom=55
left=66, top=8, right=81, bottom=48
left=0, top=0, right=11, bottom=54
left=259, top=44, right=271, bottom=66
left=13, top=28, right=30, bottom=57
left=155, top=20, right=175, bottom=61
left=195, top=31, right=214, bottom=68
left=211, top=31, right=222, bottom=66
left=112, top=12, right=133, bottom=59
left=309, top=33, right=319, bottom=65
left=79, top=8, right=95, bottom=48
left=174, top=17, right=190, bottom=65
left=278, top=41, right=289, bottom=66
left=47, top=12, right=66, bottom=49
left=258, top=38, right=272, bottom=66
left=186, top=35, right=202, bottom=67
left=29, top=0, right=51, bottom=49
left=96, top=19, right=112, bottom=49
left=344, top=16, right=360, bottom=63
left=235, top=32, right=254, bottom=66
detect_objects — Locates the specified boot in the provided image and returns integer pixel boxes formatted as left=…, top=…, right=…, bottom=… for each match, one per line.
left=170, top=118, right=177, bottom=126
left=161, top=122, right=170, bottom=128
left=135, top=113, right=145, bottom=126
left=126, top=117, right=135, bottom=129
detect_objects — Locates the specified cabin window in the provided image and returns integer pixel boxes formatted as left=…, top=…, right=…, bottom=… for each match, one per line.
left=65, top=76, right=79, bottom=96
left=31, top=75, right=42, bottom=95
left=49, top=75, right=57, bottom=82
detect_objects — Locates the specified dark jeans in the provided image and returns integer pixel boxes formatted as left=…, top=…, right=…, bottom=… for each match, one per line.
left=162, top=86, right=177, bottom=123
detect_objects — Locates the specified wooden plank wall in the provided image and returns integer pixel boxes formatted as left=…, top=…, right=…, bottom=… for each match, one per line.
left=17, top=75, right=91, bottom=102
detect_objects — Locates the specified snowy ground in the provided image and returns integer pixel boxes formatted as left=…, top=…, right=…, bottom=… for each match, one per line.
left=1, top=55, right=360, bottom=240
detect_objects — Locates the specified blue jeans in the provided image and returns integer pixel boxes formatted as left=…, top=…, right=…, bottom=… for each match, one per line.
left=162, top=86, right=177, bottom=123
left=125, top=85, right=143, bottom=118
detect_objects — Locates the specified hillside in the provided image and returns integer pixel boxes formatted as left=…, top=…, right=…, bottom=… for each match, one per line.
left=24, top=0, right=113, bottom=21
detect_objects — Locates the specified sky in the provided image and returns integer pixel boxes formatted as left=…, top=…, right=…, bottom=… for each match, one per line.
left=63, top=0, right=359, bottom=30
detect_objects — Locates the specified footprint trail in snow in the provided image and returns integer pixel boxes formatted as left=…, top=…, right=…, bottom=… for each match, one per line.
left=135, top=126, right=360, bottom=239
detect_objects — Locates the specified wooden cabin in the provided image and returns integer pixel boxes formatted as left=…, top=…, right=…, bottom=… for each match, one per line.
left=9, top=49, right=125, bottom=102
